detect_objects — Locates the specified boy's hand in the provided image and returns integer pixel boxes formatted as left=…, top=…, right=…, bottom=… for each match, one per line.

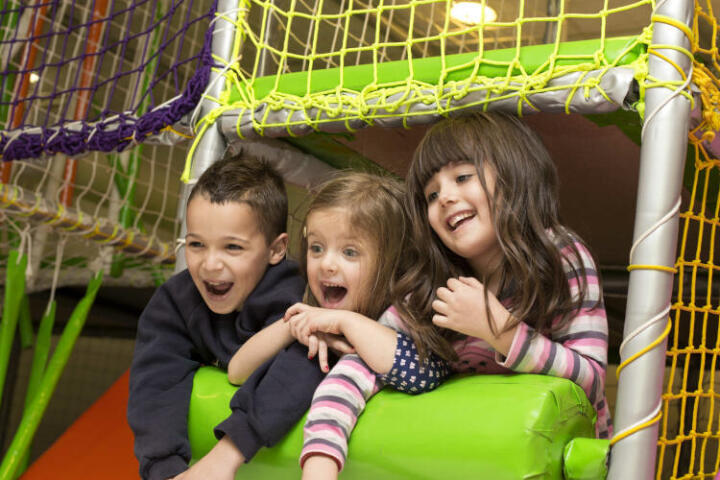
left=170, top=436, right=243, bottom=480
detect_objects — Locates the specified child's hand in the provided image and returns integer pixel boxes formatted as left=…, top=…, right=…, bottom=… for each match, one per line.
left=284, top=303, right=343, bottom=335
left=305, top=333, right=355, bottom=372
left=284, top=303, right=355, bottom=371
left=432, top=276, right=511, bottom=343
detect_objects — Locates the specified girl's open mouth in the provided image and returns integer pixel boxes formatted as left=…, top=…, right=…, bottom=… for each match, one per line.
left=321, top=283, right=347, bottom=306
left=447, top=211, right=475, bottom=231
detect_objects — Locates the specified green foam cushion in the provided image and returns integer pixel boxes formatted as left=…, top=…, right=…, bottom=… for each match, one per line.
left=189, top=367, right=598, bottom=479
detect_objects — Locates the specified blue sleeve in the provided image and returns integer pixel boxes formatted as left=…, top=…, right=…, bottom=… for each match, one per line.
left=127, top=281, right=198, bottom=480
left=378, top=331, right=452, bottom=394
left=214, top=341, right=326, bottom=460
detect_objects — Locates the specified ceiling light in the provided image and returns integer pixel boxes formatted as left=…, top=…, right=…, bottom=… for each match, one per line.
left=450, top=2, right=497, bottom=25
left=29, top=72, right=40, bottom=84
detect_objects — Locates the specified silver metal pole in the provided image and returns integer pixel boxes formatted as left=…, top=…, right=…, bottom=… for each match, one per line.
left=174, top=0, right=241, bottom=273
left=543, top=0, right=560, bottom=44
left=607, top=1, right=694, bottom=479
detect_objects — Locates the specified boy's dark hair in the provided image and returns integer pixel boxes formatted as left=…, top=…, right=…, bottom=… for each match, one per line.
left=188, top=154, right=288, bottom=244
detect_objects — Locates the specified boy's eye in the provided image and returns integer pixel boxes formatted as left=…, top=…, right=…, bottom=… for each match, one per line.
left=227, top=244, right=244, bottom=251
left=188, top=241, right=203, bottom=248
left=343, top=248, right=359, bottom=258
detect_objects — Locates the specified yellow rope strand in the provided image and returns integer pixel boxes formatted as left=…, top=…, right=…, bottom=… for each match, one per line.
left=616, top=318, right=672, bottom=379
left=627, top=264, right=678, bottom=274
left=611, top=409, right=664, bottom=446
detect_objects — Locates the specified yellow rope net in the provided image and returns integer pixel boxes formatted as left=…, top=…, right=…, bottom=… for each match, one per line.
left=188, top=0, right=657, bottom=161
left=656, top=2, right=720, bottom=478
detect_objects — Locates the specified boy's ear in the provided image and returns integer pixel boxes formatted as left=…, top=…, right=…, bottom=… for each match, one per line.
left=267, top=233, right=289, bottom=265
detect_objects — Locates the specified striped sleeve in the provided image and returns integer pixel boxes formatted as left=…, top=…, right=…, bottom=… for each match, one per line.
left=497, top=238, right=610, bottom=436
left=299, top=306, right=405, bottom=470
left=300, top=354, right=382, bottom=470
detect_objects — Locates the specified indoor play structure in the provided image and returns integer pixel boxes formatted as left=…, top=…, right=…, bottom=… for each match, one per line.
left=0, top=0, right=718, bottom=479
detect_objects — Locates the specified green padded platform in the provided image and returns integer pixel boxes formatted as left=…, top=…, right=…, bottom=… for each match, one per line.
left=189, top=367, right=608, bottom=479
left=229, top=36, right=644, bottom=102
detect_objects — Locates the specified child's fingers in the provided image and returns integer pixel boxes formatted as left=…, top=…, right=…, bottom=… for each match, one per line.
left=287, top=315, right=305, bottom=341
left=458, top=276, right=482, bottom=288
left=327, top=335, right=355, bottom=354
left=435, top=286, right=452, bottom=301
left=432, top=298, right=448, bottom=314
left=446, top=277, right=465, bottom=291
left=283, top=302, right=306, bottom=321
left=307, top=334, right=319, bottom=359
left=317, top=340, right=330, bottom=373
left=432, top=313, right=449, bottom=328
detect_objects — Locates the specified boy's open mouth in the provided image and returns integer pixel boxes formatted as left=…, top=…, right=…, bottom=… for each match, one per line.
left=204, top=281, right=233, bottom=296
left=322, top=283, right=347, bottom=305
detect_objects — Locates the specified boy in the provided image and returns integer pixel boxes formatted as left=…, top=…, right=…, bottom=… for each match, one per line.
left=127, top=155, right=324, bottom=480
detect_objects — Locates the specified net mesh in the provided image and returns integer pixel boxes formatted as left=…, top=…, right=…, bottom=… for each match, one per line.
left=0, top=0, right=216, bottom=161
left=656, top=3, right=720, bottom=478
left=0, top=0, right=218, bottom=289
left=202, top=0, right=655, bottom=143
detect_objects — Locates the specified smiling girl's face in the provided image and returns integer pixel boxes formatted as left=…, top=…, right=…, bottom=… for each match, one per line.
left=423, top=162, right=502, bottom=278
left=305, top=207, right=378, bottom=312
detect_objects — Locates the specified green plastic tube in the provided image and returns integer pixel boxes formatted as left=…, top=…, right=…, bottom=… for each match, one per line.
left=24, top=301, right=56, bottom=410
left=189, top=368, right=598, bottom=479
left=0, top=250, right=26, bottom=408
left=0, top=271, right=103, bottom=480
left=18, top=294, right=34, bottom=349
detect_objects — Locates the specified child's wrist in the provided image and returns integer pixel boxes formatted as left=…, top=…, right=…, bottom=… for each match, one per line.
left=340, top=311, right=366, bottom=334
left=491, top=317, right=517, bottom=356
left=213, top=436, right=245, bottom=470
left=302, top=454, right=340, bottom=479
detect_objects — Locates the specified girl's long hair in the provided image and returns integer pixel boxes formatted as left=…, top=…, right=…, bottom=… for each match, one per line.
left=395, top=112, right=595, bottom=362
left=299, top=172, right=412, bottom=320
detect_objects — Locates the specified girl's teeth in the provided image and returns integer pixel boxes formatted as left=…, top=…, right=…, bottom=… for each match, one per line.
left=449, top=212, right=473, bottom=228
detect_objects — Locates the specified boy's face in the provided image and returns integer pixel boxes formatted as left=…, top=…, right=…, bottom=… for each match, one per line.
left=185, top=195, right=287, bottom=314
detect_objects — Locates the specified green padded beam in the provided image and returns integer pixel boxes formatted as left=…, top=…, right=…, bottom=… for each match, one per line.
left=189, top=367, right=608, bottom=480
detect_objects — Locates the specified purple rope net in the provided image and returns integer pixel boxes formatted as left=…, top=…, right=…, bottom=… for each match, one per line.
left=0, top=0, right=217, bottom=162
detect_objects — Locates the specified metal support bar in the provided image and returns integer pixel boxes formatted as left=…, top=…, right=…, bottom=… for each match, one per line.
left=174, top=0, right=241, bottom=272
left=607, top=1, right=694, bottom=479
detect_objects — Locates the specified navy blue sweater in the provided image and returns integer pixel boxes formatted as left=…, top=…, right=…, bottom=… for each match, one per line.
left=127, top=259, right=322, bottom=480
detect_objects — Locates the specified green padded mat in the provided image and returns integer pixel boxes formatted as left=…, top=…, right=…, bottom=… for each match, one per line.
left=189, top=367, right=607, bottom=479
